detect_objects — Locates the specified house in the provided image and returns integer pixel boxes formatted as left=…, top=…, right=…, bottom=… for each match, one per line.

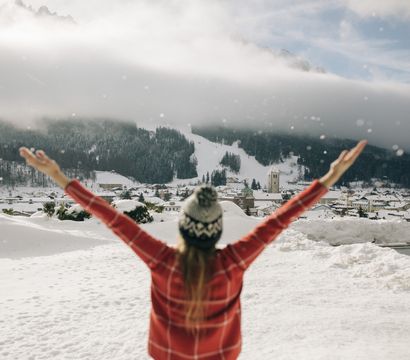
left=97, top=184, right=123, bottom=191
left=253, top=191, right=283, bottom=204
left=239, top=187, right=254, bottom=209
left=351, top=200, right=370, bottom=211
left=163, top=201, right=183, bottom=212
left=318, top=191, right=341, bottom=205
left=95, top=170, right=135, bottom=190
left=255, top=202, right=280, bottom=217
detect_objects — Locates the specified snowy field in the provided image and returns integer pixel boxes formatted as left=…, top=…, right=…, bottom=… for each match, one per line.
left=1, top=211, right=410, bottom=360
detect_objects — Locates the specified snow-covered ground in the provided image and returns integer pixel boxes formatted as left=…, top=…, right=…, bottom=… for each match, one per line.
left=1, top=210, right=410, bottom=360
left=292, top=217, right=410, bottom=246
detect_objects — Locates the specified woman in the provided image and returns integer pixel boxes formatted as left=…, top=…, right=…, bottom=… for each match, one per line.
left=19, top=139, right=367, bottom=360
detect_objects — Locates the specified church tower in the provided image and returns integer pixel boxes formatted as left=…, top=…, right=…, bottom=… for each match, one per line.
left=267, top=167, right=280, bottom=193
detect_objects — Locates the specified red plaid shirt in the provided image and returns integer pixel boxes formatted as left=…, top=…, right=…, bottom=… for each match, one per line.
left=65, top=179, right=328, bottom=359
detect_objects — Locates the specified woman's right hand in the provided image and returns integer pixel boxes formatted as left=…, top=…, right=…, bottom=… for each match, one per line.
left=19, top=147, right=71, bottom=189
left=319, top=139, right=368, bottom=189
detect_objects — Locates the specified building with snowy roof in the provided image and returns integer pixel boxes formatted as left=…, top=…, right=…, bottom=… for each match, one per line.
left=253, top=191, right=283, bottom=204
left=318, top=190, right=342, bottom=205
left=95, top=171, right=136, bottom=190
left=163, top=201, right=183, bottom=212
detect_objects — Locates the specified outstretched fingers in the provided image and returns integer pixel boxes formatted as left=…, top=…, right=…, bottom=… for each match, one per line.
left=19, top=147, right=48, bottom=168
left=344, top=140, right=367, bottom=163
left=35, top=150, right=51, bottom=163
left=19, top=147, right=37, bottom=165
left=337, top=150, right=349, bottom=162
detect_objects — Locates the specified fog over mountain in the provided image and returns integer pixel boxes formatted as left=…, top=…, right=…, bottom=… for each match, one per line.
left=0, top=0, right=409, bottom=152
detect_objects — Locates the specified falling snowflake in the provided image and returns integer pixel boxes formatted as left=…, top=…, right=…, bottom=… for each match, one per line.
left=356, top=119, right=365, bottom=127
left=306, top=145, right=312, bottom=151
left=367, top=128, right=372, bottom=133
left=60, top=150, right=65, bottom=154
left=320, top=134, right=326, bottom=140
left=159, top=113, right=165, bottom=118
left=320, top=159, right=324, bottom=164
left=290, top=126, right=294, bottom=130
left=323, top=150, right=327, bottom=154
left=72, top=113, right=76, bottom=117
left=392, top=144, right=399, bottom=151
left=396, top=149, right=404, bottom=156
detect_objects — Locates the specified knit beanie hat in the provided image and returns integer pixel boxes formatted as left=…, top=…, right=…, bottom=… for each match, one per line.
left=178, top=185, right=223, bottom=250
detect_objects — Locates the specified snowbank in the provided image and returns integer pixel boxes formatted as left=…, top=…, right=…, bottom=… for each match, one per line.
left=275, top=230, right=410, bottom=292
left=112, top=199, right=145, bottom=212
left=220, top=200, right=248, bottom=218
left=0, top=214, right=115, bottom=258
left=66, top=204, right=86, bottom=214
left=291, top=217, right=410, bottom=245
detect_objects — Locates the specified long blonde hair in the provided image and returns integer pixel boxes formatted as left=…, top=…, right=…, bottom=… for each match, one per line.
left=177, top=240, right=216, bottom=330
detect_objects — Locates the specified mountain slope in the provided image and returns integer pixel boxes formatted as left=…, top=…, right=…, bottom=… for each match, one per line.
left=0, top=119, right=409, bottom=188
left=176, top=127, right=304, bottom=187
left=192, top=125, right=410, bottom=188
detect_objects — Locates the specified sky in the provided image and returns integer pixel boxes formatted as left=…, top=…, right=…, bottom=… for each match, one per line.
left=0, top=0, right=409, bottom=152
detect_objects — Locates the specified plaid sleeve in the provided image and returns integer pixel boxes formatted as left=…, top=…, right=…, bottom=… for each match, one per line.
left=64, top=179, right=170, bottom=269
left=222, top=179, right=329, bottom=271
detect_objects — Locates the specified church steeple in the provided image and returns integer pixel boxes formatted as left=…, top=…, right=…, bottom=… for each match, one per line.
left=267, top=167, right=280, bottom=193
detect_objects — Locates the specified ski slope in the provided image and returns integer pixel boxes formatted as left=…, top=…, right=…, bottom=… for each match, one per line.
left=166, top=127, right=304, bottom=187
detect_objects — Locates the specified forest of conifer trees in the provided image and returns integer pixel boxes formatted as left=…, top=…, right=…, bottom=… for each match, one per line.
left=192, top=125, right=410, bottom=188
left=0, top=119, right=197, bottom=186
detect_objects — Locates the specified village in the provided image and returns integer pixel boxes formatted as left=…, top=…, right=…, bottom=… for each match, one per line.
left=1, top=167, right=410, bottom=223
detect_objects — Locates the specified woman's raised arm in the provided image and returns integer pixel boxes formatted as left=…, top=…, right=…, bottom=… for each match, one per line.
left=222, top=140, right=368, bottom=271
left=19, top=147, right=172, bottom=269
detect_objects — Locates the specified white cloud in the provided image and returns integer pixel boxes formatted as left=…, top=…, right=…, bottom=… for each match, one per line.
left=0, top=0, right=409, bottom=152
left=344, top=0, right=410, bottom=20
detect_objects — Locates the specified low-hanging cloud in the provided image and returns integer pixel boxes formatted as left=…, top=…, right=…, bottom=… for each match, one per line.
left=0, top=0, right=409, bottom=152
